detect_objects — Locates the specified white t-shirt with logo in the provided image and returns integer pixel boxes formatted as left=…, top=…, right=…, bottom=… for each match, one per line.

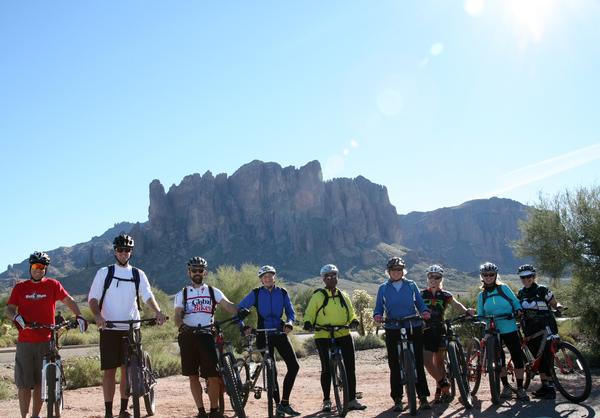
left=174, top=284, right=225, bottom=327
left=88, top=264, right=154, bottom=330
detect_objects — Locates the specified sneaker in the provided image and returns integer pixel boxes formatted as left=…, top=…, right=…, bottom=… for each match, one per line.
left=516, top=388, right=530, bottom=401
left=439, top=392, right=453, bottom=403
left=277, top=403, right=301, bottom=416
left=500, top=385, right=513, bottom=399
left=348, top=399, right=367, bottom=411
left=118, top=411, right=132, bottom=418
left=542, top=387, right=556, bottom=400
left=322, top=399, right=332, bottom=412
left=418, top=397, right=431, bottom=410
left=208, top=411, right=224, bottom=418
left=393, top=398, right=404, bottom=412
left=196, top=409, right=209, bottom=418
left=104, top=413, right=113, bottom=418
left=433, top=387, right=442, bottom=404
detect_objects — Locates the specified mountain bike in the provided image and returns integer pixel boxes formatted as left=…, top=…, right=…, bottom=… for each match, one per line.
left=105, top=319, right=160, bottom=418
left=28, top=319, right=78, bottom=418
left=384, top=315, right=422, bottom=416
left=314, top=324, right=351, bottom=417
left=504, top=309, right=592, bottom=403
left=185, top=316, right=247, bottom=418
left=464, top=313, right=514, bottom=405
left=235, top=328, right=282, bottom=418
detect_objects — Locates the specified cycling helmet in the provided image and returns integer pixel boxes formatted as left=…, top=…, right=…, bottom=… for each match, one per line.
left=320, top=264, right=339, bottom=276
left=29, top=251, right=50, bottom=266
left=187, top=256, right=208, bottom=268
left=387, top=257, right=406, bottom=270
left=479, top=262, right=499, bottom=274
left=258, top=265, right=276, bottom=277
left=426, top=264, right=444, bottom=276
left=518, top=264, right=536, bottom=277
left=113, top=233, right=134, bottom=249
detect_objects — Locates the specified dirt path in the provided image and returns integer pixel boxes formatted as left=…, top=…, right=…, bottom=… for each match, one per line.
left=0, top=348, right=597, bottom=417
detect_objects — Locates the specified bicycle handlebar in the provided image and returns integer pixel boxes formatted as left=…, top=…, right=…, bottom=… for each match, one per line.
left=105, top=318, right=166, bottom=328
left=384, top=314, right=422, bottom=325
left=314, top=324, right=351, bottom=331
left=27, top=320, right=78, bottom=330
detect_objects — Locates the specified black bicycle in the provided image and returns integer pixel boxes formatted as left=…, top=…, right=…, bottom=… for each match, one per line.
left=185, top=316, right=247, bottom=418
left=236, top=328, right=282, bottom=418
left=28, top=319, right=78, bottom=418
left=384, top=315, right=421, bottom=416
left=105, top=319, right=159, bottom=418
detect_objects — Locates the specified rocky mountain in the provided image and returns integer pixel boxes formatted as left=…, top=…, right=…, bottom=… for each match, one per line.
left=0, top=160, right=531, bottom=294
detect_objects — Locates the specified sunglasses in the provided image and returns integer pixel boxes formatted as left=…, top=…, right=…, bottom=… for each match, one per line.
left=324, top=274, right=337, bottom=279
left=31, top=263, right=47, bottom=270
left=429, top=275, right=443, bottom=280
left=520, top=274, right=535, bottom=280
left=189, top=268, right=205, bottom=273
left=116, top=248, right=132, bottom=253
left=389, top=268, right=404, bottom=272
left=481, top=273, right=497, bottom=278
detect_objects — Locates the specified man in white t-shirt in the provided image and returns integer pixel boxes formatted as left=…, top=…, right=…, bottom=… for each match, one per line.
left=88, top=234, right=167, bottom=418
left=174, top=256, right=239, bottom=418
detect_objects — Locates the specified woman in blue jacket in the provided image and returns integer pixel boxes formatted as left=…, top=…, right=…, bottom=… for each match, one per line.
left=238, top=265, right=300, bottom=417
left=373, top=257, right=432, bottom=412
left=476, top=262, right=529, bottom=401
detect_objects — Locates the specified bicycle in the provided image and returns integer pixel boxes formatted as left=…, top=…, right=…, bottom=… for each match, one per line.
left=384, top=315, right=422, bottom=416
left=464, top=313, right=514, bottom=405
left=28, top=319, right=78, bottom=418
left=504, top=309, right=592, bottom=403
left=426, top=314, right=473, bottom=408
left=235, top=328, right=282, bottom=418
left=313, top=324, right=352, bottom=417
left=184, top=315, right=247, bottom=418
left=105, top=319, right=160, bottom=418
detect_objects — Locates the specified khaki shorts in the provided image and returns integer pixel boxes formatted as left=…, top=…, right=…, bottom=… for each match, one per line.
left=15, top=341, right=50, bottom=389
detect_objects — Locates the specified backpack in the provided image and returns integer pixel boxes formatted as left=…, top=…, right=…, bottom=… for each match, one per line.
left=312, top=288, right=350, bottom=325
left=181, top=285, right=217, bottom=317
left=252, top=287, right=288, bottom=327
left=481, top=285, right=515, bottom=312
left=98, top=265, right=141, bottom=311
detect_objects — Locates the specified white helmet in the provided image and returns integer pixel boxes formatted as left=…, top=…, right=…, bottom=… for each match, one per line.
left=426, top=265, right=444, bottom=276
left=320, top=264, right=339, bottom=276
left=258, top=265, right=276, bottom=277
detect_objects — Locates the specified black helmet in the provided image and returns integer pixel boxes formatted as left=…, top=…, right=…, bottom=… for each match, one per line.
left=480, top=262, right=499, bottom=274
left=113, top=233, right=134, bottom=249
left=187, top=256, right=208, bottom=268
left=387, top=256, right=406, bottom=270
left=518, top=264, right=536, bottom=277
left=29, top=251, right=50, bottom=266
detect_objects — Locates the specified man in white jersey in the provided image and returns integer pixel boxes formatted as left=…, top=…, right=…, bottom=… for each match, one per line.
left=174, top=256, right=239, bottom=418
left=88, top=234, right=167, bottom=418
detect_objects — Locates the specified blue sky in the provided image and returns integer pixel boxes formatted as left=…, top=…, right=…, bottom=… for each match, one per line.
left=1, top=0, right=599, bottom=270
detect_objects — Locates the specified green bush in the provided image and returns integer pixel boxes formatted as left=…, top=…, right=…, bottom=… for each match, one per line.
left=64, top=356, right=103, bottom=389
left=302, top=336, right=317, bottom=355
left=145, top=344, right=181, bottom=378
left=0, top=377, right=15, bottom=401
left=354, top=333, right=385, bottom=351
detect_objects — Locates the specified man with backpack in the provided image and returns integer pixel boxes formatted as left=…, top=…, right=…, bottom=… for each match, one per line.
left=174, top=256, right=239, bottom=418
left=238, top=265, right=300, bottom=417
left=88, top=234, right=167, bottom=418
left=303, top=264, right=366, bottom=413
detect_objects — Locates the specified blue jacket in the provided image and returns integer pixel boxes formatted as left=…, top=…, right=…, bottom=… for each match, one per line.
left=373, top=279, right=429, bottom=329
left=239, top=286, right=295, bottom=332
left=477, top=284, right=521, bottom=334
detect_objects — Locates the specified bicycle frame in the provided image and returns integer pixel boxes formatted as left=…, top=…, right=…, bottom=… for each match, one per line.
left=238, top=328, right=282, bottom=400
left=384, top=315, right=421, bottom=383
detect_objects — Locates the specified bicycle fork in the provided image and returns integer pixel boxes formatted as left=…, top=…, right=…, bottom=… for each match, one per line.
left=41, top=359, right=62, bottom=401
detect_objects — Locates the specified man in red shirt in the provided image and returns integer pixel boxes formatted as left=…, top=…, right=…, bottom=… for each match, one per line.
left=6, top=251, right=88, bottom=418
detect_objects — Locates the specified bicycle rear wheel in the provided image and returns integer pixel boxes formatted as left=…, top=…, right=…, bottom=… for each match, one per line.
left=486, top=337, right=501, bottom=405
left=46, top=363, right=56, bottom=418
left=143, top=352, right=156, bottom=416
left=235, top=358, right=251, bottom=407
left=551, top=341, right=592, bottom=403
left=221, top=353, right=246, bottom=418
left=265, top=357, right=277, bottom=418
left=128, top=353, right=142, bottom=418
left=402, top=347, right=417, bottom=416
left=331, top=353, right=349, bottom=417
left=448, top=341, right=473, bottom=409
left=465, top=338, right=482, bottom=396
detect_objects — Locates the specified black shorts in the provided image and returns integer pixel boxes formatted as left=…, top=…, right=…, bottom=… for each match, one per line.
left=178, top=331, right=219, bottom=378
left=100, top=330, right=129, bottom=370
left=422, top=325, right=445, bottom=352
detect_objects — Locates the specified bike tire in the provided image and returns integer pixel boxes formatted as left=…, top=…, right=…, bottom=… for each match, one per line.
left=486, top=337, right=501, bottom=405
left=129, top=353, right=142, bottom=418
left=265, top=357, right=277, bottom=418
left=221, top=353, right=247, bottom=418
left=235, top=358, right=251, bottom=407
left=448, top=341, right=473, bottom=409
left=55, top=360, right=65, bottom=417
left=143, top=352, right=156, bottom=416
left=331, top=353, right=349, bottom=417
left=47, top=363, right=56, bottom=418
left=444, top=354, right=456, bottom=399
left=465, top=337, right=482, bottom=396
left=403, top=347, right=418, bottom=416
left=551, top=341, right=592, bottom=403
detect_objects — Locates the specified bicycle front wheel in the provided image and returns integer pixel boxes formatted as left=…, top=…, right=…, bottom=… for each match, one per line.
left=486, top=337, right=501, bottom=405
left=331, top=353, right=349, bottom=417
left=402, top=347, right=417, bottom=416
left=143, top=352, right=156, bottom=416
left=265, top=357, right=277, bottom=418
left=465, top=338, right=482, bottom=396
left=552, top=341, right=592, bottom=403
left=128, top=353, right=142, bottom=418
left=46, top=363, right=56, bottom=418
left=221, top=353, right=247, bottom=418
left=448, top=341, right=473, bottom=409
left=235, top=358, right=251, bottom=407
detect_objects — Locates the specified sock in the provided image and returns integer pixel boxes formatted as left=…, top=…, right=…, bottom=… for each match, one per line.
left=198, top=406, right=206, bottom=413
left=105, top=401, right=113, bottom=416
left=517, top=379, right=524, bottom=389
left=280, top=399, right=289, bottom=406
left=501, top=376, right=509, bottom=386
left=210, top=407, right=219, bottom=412
left=120, top=398, right=128, bottom=412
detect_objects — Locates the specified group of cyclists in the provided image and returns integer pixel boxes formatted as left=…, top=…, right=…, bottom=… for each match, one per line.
left=6, top=232, right=563, bottom=418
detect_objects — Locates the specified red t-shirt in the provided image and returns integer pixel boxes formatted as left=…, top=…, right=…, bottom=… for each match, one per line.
left=7, top=278, right=69, bottom=343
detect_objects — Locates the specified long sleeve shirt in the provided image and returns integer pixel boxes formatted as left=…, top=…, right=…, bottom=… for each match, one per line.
left=373, top=279, right=429, bottom=329
left=238, top=286, right=295, bottom=332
